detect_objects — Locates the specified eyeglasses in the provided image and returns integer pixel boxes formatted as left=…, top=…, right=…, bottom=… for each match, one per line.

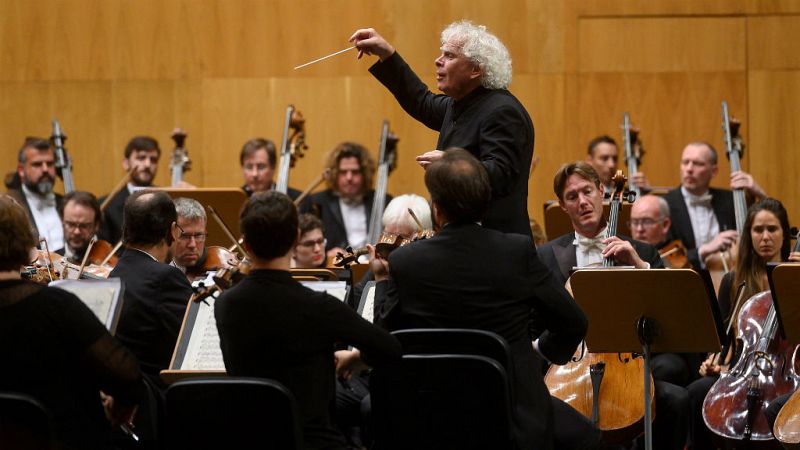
left=627, top=218, right=662, bottom=229
left=298, top=238, right=326, bottom=248
left=175, top=223, right=207, bottom=242
left=64, top=221, right=95, bottom=232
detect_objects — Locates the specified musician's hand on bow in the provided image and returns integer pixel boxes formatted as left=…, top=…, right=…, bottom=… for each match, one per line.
left=101, top=391, right=137, bottom=429
left=335, top=349, right=366, bottom=381
left=699, top=230, right=739, bottom=262
left=698, top=353, right=723, bottom=377
left=367, top=244, right=390, bottom=281
left=349, top=28, right=395, bottom=61
left=416, top=150, right=445, bottom=169
left=730, top=171, right=767, bottom=201
left=630, top=171, right=650, bottom=191
left=602, top=236, right=648, bottom=268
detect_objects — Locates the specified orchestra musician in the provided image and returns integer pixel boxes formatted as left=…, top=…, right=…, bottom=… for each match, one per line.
left=365, top=149, right=587, bottom=450
left=350, top=21, right=534, bottom=237
left=300, top=142, right=390, bottom=256
left=658, top=142, right=767, bottom=269
left=6, top=137, right=64, bottom=251
left=686, top=197, right=800, bottom=449
left=110, top=190, right=192, bottom=391
left=629, top=194, right=673, bottom=255
left=292, top=213, right=326, bottom=269
left=56, top=191, right=102, bottom=264
left=585, top=135, right=621, bottom=194
left=170, top=197, right=208, bottom=275
left=99, top=136, right=161, bottom=244
left=239, top=137, right=301, bottom=199
left=0, top=194, right=142, bottom=449
left=214, top=191, right=401, bottom=450
left=535, top=162, right=690, bottom=450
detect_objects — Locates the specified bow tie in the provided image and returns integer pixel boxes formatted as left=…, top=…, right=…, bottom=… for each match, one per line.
left=35, top=195, right=56, bottom=209
left=688, top=193, right=713, bottom=207
left=573, top=235, right=605, bottom=252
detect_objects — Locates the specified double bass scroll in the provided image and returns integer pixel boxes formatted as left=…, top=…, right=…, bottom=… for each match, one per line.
left=51, top=119, right=74, bottom=194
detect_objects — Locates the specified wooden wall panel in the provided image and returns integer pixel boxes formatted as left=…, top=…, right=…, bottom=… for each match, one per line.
left=578, top=17, right=746, bottom=73
left=748, top=15, right=800, bottom=70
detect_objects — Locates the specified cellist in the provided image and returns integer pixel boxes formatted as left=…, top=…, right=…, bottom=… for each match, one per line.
left=687, top=198, right=800, bottom=449
left=536, top=162, right=689, bottom=450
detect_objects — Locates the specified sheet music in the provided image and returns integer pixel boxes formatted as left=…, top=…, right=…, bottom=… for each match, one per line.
left=50, top=278, right=122, bottom=331
left=301, top=280, right=348, bottom=302
left=356, top=281, right=377, bottom=323
left=180, top=294, right=225, bottom=371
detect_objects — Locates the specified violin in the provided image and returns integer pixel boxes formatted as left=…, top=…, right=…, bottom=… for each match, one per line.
left=334, top=208, right=432, bottom=268
left=85, top=239, right=121, bottom=267
left=546, top=171, right=654, bottom=444
left=185, top=246, right=240, bottom=278
left=190, top=256, right=252, bottom=304
left=275, top=106, right=308, bottom=195
left=659, top=239, right=691, bottom=269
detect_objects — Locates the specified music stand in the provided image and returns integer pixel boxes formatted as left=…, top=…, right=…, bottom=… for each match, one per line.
left=158, top=188, right=248, bottom=248
left=569, top=268, right=722, bottom=450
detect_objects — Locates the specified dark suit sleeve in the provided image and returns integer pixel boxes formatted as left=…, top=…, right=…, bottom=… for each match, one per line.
left=318, top=293, right=401, bottom=367
left=374, top=278, right=400, bottom=332
left=477, top=105, right=529, bottom=197
left=156, top=268, right=193, bottom=342
left=526, top=246, right=588, bottom=365
left=634, top=240, right=665, bottom=269
left=369, top=52, right=449, bottom=131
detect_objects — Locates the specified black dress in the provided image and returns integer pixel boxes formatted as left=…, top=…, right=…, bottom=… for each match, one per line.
left=0, top=280, right=142, bottom=450
left=215, top=269, right=401, bottom=450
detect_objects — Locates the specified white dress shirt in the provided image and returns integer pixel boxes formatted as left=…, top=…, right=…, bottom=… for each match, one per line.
left=574, top=226, right=608, bottom=268
left=22, top=184, right=64, bottom=250
left=681, top=186, right=720, bottom=250
left=339, top=198, right=367, bottom=248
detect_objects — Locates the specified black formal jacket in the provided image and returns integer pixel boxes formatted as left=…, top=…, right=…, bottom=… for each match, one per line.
left=536, top=232, right=665, bottom=286
left=215, top=269, right=401, bottom=450
left=369, top=52, right=534, bottom=237
left=6, top=187, right=64, bottom=246
left=299, top=189, right=390, bottom=252
left=374, top=222, right=588, bottom=450
left=110, top=248, right=192, bottom=388
left=663, top=187, right=736, bottom=268
left=98, top=188, right=130, bottom=244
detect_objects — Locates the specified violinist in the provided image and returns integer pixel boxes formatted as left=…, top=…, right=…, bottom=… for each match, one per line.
left=239, top=137, right=301, bottom=199
left=170, top=197, right=208, bottom=275
left=351, top=21, right=533, bottom=237
left=292, top=213, right=326, bottom=269
left=686, top=198, right=800, bottom=449
left=56, top=191, right=101, bottom=264
left=661, top=142, right=767, bottom=269
left=6, top=137, right=64, bottom=251
left=99, top=136, right=161, bottom=244
left=300, top=142, right=389, bottom=256
left=214, top=191, right=401, bottom=450
left=536, top=162, right=689, bottom=450
left=629, top=195, right=675, bottom=255
left=0, top=194, right=142, bottom=449
left=365, top=149, right=587, bottom=450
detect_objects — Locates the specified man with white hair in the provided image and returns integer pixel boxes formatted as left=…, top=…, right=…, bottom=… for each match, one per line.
left=350, top=21, right=534, bottom=237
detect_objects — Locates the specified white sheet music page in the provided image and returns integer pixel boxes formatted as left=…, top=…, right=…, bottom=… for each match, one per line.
left=301, top=280, right=348, bottom=302
left=50, top=278, right=122, bottom=330
left=180, top=284, right=226, bottom=370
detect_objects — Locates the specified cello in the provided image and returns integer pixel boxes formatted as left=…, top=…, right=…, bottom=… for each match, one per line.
left=275, top=106, right=308, bottom=195
left=545, top=171, right=655, bottom=444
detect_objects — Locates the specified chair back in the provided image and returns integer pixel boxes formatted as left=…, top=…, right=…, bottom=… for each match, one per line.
left=371, top=354, right=513, bottom=450
left=0, top=392, right=52, bottom=450
left=164, top=377, right=302, bottom=450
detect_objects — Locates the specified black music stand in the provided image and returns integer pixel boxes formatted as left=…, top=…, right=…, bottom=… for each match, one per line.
left=767, top=263, right=800, bottom=342
left=569, top=268, right=722, bottom=450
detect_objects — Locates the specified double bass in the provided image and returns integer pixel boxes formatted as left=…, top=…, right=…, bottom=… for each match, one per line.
left=169, top=128, right=191, bottom=187
left=275, top=105, right=308, bottom=195
left=621, top=112, right=644, bottom=199
left=546, top=171, right=655, bottom=444
left=51, top=119, right=74, bottom=194
left=366, top=120, right=398, bottom=245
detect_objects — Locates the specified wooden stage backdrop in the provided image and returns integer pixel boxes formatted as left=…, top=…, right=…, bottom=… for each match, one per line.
left=1, top=0, right=799, bottom=232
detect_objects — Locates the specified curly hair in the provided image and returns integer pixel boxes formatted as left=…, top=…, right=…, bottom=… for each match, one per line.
left=441, top=20, right=512, bottom=90
left=323, top=142, right=375, bottom=194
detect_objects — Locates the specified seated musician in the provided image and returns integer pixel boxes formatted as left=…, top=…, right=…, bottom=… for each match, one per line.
left=292, top=213, right=326, bottom=269
left=361, top=149, right=588, bottom=450
left=536, top=161, right=689, bottom=450
left=687, top=198, right=800, bottom=449
left=239, top=137, right=301, bottom=199
left=646, top=142, right=767, bottom=269
left=56, top=191, right=101, bottom=264
left=110, top=190, right=192, bottom=392
left=300, top=142, right=391, bottom=258
left=0, top=194, right=142, bottom=449
left=585, top=135, right=620, bottom=194
left=99, top=136, right=161, bottom=244
left=6, top=137, right=64, bottom=251
left=214, top=191, right=401, bottom=450
left=170, top=197, right=208, bottom=275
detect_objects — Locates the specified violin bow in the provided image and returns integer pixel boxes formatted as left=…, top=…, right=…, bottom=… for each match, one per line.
left=207, top=205, right=251, bottom=261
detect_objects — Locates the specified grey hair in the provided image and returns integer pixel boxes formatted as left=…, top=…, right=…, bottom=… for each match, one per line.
left=382, top=194, right=432, bottom=231
left=441, top=20, right=512, bottom=90
left=685, top=141, right=718, bottom=165
left=652, top=195, right=670, bottom=220
left=174, top=197, right=206, bottom=223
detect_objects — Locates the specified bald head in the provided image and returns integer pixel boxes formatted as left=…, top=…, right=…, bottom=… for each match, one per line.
left=629, top=194, right=671, bottom=246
